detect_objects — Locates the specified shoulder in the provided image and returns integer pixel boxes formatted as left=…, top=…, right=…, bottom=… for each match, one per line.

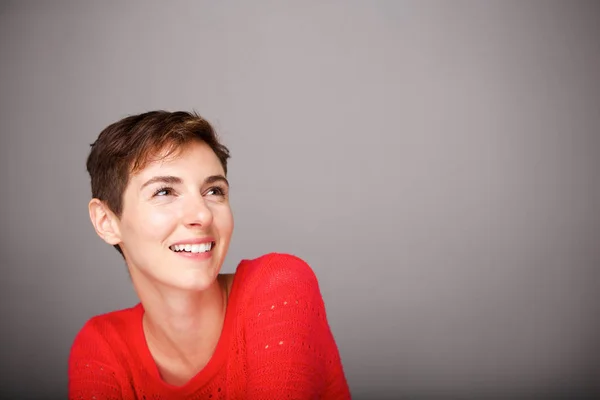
left=69, top=305, right=140, bottom=360
left=239, top=252, right=319, bottom=289
left=232, top=253, right=325, bottom=310
left=73, top=305, right=140, bottom=339
left=68, top=306, right=141, bottom=392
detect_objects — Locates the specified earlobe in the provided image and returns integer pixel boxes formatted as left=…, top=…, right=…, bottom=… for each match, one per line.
left=88, top=199, right=122, bottom=245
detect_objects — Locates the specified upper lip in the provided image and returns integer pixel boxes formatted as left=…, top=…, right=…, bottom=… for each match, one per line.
left=170, top=237, right=216, bottom=247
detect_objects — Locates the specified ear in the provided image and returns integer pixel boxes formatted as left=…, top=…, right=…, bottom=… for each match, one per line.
left=88, top=198, right=122, bottom=246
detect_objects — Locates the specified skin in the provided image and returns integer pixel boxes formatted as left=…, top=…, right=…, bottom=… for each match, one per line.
left=88, top=140, right=235, bottom=385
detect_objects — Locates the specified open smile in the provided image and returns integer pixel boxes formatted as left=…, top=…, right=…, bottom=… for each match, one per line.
left=169, top=241, right=216, bottom=253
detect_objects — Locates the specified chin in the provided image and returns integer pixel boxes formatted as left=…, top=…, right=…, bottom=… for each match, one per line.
left=175, top=280, right=214, bottom=292
left=170, top=265, right=221, bottom=292
left=133, top=250, right=224, bottom=292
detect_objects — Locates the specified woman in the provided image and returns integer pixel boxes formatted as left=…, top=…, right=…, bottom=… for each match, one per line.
left=68, top=110, right=351, bottom=399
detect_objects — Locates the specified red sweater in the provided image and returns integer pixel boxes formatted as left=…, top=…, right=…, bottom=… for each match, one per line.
left=68, top=253, right=351, bottom=399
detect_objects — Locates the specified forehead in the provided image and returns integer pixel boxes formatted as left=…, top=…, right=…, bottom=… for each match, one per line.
left=130, top=140, right=224, bottom=181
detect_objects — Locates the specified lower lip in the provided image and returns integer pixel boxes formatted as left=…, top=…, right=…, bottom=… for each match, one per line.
left=171, top=249, right=214, bottom=261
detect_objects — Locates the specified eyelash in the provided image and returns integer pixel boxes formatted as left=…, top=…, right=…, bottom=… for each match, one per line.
left=152, top=186, right=227, bottom=198
left=206, top=186, right=227, bottom=197
left=153, top=186, right=174, bottom=197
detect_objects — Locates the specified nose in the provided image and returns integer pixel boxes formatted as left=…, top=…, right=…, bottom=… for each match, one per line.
left=183, top=194, right=213, bottom=228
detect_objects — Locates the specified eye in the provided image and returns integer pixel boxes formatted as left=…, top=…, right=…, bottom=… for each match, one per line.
left=153, top=186, right=174, bottom=197
left=205, top=186, right=226, bottom=197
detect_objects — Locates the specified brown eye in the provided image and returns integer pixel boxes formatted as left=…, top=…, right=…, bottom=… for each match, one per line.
left=206, top=187, right=226, bottom=196
left=153, top=187, right=174, bottom=197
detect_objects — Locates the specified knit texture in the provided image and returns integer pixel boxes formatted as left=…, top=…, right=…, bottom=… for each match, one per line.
left=68, top=253, right=351, bottom=399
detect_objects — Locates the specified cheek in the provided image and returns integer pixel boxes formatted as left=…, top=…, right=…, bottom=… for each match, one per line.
left=126, top=206, right=179, bottom=242
left=211, top=204, right=234, bottom=236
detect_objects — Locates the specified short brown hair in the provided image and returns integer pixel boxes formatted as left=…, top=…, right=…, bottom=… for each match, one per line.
left=86, top=110, right=230, bottom=256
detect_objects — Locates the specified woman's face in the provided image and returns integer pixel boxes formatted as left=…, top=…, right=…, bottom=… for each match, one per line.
left=115, top=140, right=233, bottom=292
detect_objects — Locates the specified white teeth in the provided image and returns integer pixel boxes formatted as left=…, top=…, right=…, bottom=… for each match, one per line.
left=171, top=242, right=213, bottom=253
left=197, top=242, right=212, bottom=253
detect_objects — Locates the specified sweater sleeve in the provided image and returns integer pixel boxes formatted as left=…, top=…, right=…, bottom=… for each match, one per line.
left=68, top=319, right=126, bottom=400
left=243, top=253, right=351, bottom=399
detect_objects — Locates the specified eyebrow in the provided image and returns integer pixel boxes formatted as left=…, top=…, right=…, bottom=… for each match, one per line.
left=205, top=175, right=229, bottom=187
left=140, top=175, right=229, bottom=190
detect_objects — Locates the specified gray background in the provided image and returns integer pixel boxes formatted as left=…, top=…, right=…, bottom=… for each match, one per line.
left=1, top=1, right=599, bottom=399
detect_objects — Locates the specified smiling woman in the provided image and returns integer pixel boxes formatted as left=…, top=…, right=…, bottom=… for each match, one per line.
left=69, top=111, right=351, bottom=399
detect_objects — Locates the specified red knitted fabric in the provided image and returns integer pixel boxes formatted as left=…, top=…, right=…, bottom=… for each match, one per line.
left=68, top=253, right=351, bottom=399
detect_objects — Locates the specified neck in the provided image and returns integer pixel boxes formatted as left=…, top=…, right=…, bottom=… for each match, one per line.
left=134, top=274, right=229, bottom=376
